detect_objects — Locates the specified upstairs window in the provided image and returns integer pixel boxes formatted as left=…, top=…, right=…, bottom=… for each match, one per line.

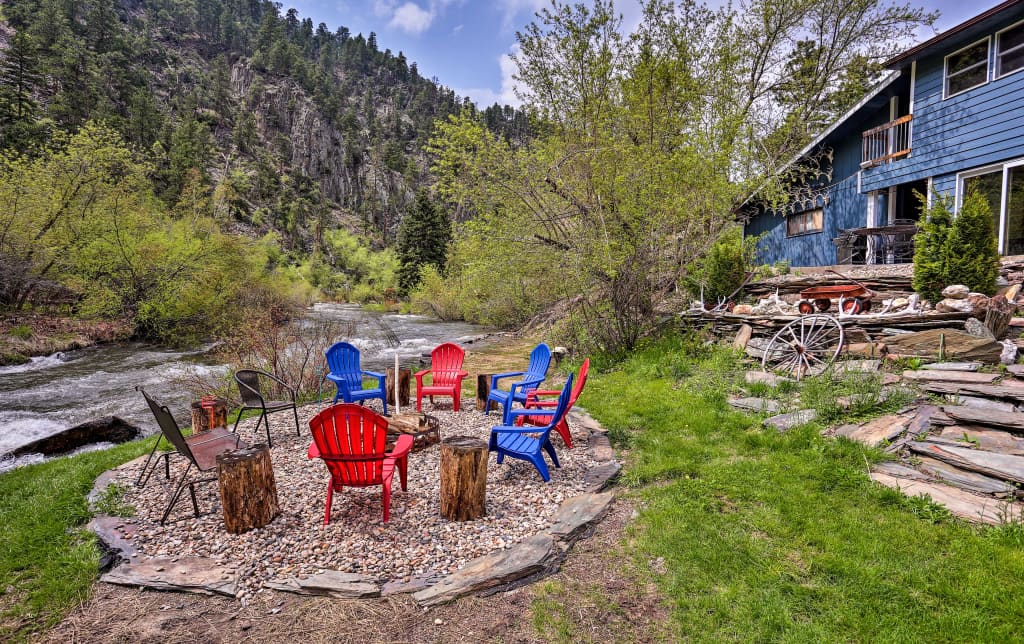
left=997, top=21, right=1024, bottom=78
left=944, top=38, right=990, bottom=98
left=786, top=208, right=823, bottom=237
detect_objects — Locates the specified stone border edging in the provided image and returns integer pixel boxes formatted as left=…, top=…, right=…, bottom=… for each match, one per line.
left=89, top=408, right=621, bottom=602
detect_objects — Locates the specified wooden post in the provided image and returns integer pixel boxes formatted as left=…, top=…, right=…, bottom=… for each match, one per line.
left=439, top=436, right=487, bottom=521
left=985, top=295, right=1014, bottom=340
left=385, top=368, right=411, bottom=406
left=733, top=324, right=753, bottom=351
left=191, top=399, right=228, bottom=433
left=216, top=444, right=280, bottom=534
left=476, top=374, right=493, bottom=412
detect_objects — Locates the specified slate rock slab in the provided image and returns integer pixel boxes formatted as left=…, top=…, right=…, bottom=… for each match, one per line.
left=88, top=516, right=141, bottom=564
left=835, top=414, right=909, bottom=447
left=102, top=556, right=238, bottom=597
left=266, top=571, right=380, bottom=598
left=728, top=397, right=781, bottom=413
left=413, top=533, right=562, bottom=606
left=584, top=462, right=621, bottom=492
left=381, top=573, right=442, bottom=596
left=587, top=433, right=614, bottom=461
left=764, top=409, right=817, bottom=432
left=547, top=492, right=614, bottom=543
left=745, top=371, right=793, bottom=386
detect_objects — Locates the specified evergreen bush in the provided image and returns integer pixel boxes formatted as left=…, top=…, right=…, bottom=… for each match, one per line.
left=943, top=191, right=999, bottom=296
left=911, top=192, right=953, bottom=303
left=684, top=228, right=762, bottom=304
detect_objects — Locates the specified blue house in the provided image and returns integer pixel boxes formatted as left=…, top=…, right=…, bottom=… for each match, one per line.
left=745, top=0, right=1024, bottom=268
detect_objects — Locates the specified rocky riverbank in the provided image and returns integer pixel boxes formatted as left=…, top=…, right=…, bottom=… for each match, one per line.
left=0, top=314, right=132, bottom=366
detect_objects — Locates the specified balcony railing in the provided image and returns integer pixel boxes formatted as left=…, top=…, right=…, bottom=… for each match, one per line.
left=861, top=114, right=912, bottom=167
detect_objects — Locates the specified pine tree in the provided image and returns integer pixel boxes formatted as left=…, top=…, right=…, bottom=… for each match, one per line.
left=0, top=31, right=45, bottom=149
left=396, top=190, right=451, bottom=296
left=912, top=192, right=953, bottom=303
left=944, top=190, right=1000, bottom=295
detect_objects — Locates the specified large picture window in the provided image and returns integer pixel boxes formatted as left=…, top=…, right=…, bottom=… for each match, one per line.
left=958, top=159, right=1024, bottom=255
left=944, top=38, right=990, bottom=98
left=997, top=21, right=1024, bottom=78
left=786, top=208, right=823, bottom=237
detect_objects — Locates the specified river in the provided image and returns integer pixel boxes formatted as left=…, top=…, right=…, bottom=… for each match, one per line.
left=0, top=304, right=492, bottom=468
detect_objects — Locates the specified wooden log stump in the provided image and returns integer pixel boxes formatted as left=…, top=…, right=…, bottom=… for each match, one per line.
left=476, top=374, right=493, bottom=412
left=191, top=398, right=228, bottom=433
left=386, top=367, right=411, bottom=406
left=439, top=436, right=487, bottom=521
left=216, top=444, right=280, bottom=534
left=985, top=295, right=1015, bottom=340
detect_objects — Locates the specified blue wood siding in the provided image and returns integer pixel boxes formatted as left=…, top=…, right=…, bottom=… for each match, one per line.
left=933, top=173, right=957, bottom=200
left=745, top=175, right=866, bottom=266
left=862, top=8, right=1024, bottom=193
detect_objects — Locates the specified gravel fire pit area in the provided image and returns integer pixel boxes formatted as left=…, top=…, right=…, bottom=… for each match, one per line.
left=94, top=400, right=617, bottom=602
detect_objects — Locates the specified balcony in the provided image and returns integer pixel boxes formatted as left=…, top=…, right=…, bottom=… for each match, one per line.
left=861, top=115, right=912, bottom=167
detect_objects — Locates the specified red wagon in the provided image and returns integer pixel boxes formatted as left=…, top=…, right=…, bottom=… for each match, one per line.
left=797, top=284, right=873, bottom=315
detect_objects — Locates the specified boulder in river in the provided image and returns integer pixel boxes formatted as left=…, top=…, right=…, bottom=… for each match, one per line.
left=11, top=416, right=141, bottom=457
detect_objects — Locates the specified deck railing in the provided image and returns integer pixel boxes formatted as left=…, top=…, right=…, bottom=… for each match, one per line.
left=861, top=115, right=912, bottom=167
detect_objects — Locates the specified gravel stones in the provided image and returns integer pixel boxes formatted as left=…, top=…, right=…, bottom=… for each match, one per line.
left=99, top=399, right=609, bottom=598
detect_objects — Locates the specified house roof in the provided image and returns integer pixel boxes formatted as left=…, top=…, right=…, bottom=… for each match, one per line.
left=885, top=0, right=1023, bottom=68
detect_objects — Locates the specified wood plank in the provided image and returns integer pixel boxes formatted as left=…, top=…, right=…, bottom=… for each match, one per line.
left=869, top=472, right=1022, bottom=525
left=733, top=324, right=753, bottom=351
left=936, top=426, right=1024, bottom=456
left=907, top=442, right=1024, bottom=485
left=941, top=406, right=1024, bottom=433
left=901, top=370, right=1001, bottom=384
left=916, top=456, right=1017, bottom=496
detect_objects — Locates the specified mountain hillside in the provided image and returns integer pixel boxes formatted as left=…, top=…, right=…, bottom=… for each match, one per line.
left=0, top=0, right=527, bottom=252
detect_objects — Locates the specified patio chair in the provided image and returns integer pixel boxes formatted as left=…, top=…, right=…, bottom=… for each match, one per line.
left=307, top=403, right=413, bottom=523
left=515, top=359, right=590, bottom=449
left=325, top=342, right=388, bottom=415
left=486, top=343, right=551, bottom=424
left=136, top=387, right=247, bottom=524
left=414, top=342, right=469, bottom=412
left=489, top=373, right=573, bottom=482
left=232, top=369, right=301, bottom=447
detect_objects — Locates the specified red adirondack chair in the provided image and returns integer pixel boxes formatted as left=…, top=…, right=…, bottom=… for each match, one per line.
left=307, top=404, right=413, bottom=524
left=515, top=359, right=590, bottom=449
left=414, top=342, right=469, bottom=412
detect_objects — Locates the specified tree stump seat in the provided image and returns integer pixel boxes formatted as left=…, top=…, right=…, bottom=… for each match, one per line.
left=439, top=436, right=487, bottom=521
left=216, top=444, right=280, bottom=534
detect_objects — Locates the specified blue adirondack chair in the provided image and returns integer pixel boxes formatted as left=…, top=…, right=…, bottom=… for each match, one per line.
left=486, top=343, right=551, bottom=423
left=325, top=342, right=388, bottom=415
left=488, top=373, right=573, bottom=482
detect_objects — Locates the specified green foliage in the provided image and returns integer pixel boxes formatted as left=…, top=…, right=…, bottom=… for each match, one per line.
left=396, top=190, right=451, bottom=296
left=316, top=228, right=398, bottom=303
left=913, top=191, right=999, bottom=301
left=684, top=228, right=762, bottom=304
left=912, top=192, right=953, bottom=302
left=944, top=191, right=1000, bottom=296
left=581, top=336, right=1024, bottom=641
left=8, top=325, right=32, bottom=340
left=90, top=483, right=134, bottom=517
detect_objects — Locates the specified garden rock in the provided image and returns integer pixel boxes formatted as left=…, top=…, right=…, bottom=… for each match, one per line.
left=942, top=285, right=970, bottom=299
left=728, top=397, right=781, bottom=413
left=265, top=571, right=380, bottom=598
left=732, top=304, right=754, bottom=315
left=547, top=492, right=614, bottom=542
left=1001, top=340, right=1018, bottom=365
left=11, top=416, right=140, bottom=457
left=764, top=409, right=817, bottom=432
left=584, top=462, right=621, bottom=492
left=101, top=556, right=238, bottom=597
left=936, top=298, right=974, bottom=314
left=964, top=317, right=996, bottom=340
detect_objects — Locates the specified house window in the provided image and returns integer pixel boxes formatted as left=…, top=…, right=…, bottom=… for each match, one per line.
left=786, top=208, right=823, bottom=237
left=958, top=159, right=1024, bottom=255
left=997, top=20, right=1024, bottom=78
left=944, top=38, right=990, bottom=98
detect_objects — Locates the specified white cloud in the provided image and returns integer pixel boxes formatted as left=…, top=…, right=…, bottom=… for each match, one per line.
left=495, top=0, right=547, bottom=32
left=389, top=2, right=434, bottom=34
left=456, top=46, right=524, bottom=108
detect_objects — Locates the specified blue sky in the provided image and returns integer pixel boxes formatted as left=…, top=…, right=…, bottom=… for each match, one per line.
left=281, top=1, right=1005, bottom=108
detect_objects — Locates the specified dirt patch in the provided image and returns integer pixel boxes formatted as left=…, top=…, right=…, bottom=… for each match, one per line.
left=45, top=501, right=672, bottom=642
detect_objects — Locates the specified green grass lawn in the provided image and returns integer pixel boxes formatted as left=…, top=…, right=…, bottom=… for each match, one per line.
left=578, top=335, right=1024, bottom=642
left=0, top=439, right=152, bottom=639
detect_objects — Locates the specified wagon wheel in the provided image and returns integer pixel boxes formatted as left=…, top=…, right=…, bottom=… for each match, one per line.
left=761, top=315, right=845, bottom=380
left=840, top=297, right=863, bottom=315
left=813, top=298, right=832, bottom=312
left=797, top=300, right=815, bottom=315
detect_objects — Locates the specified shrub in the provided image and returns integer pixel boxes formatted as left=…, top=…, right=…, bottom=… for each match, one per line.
left=943, top=190, right=999, bottom=296
left=912, top=190, right=999, bottom=301
left=684, top=228, right=762, bottom=305
left=912, top=192, right=952, bottom=303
